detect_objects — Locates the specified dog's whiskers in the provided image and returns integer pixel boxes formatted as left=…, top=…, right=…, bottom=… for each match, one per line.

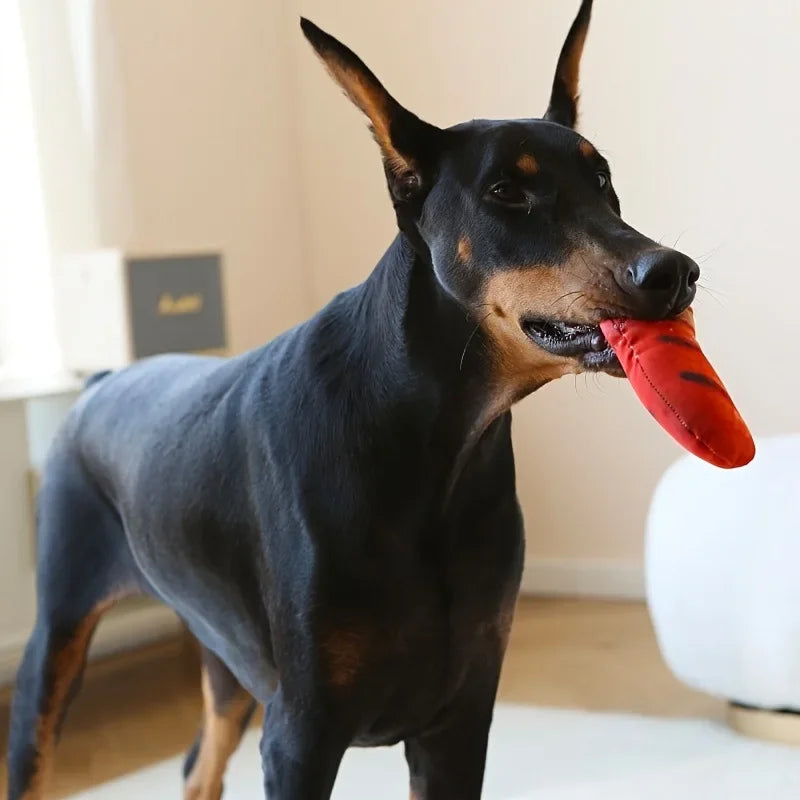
left=696, top=282, right=727, bottom=307
left=550, top=290, right=584, bottom=308
left=672, top=229, right=688, bottom=250
left=564, top=292, right=588, bottom=317
left=694, top=243, right=724, bottom=264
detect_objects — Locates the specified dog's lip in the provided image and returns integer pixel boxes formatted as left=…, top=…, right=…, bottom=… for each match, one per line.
left=520, top=316, right=621, bottom=372
left=520, top=317, right=606, bottom=356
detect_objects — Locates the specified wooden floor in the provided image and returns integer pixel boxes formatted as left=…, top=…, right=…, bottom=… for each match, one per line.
left=0, top=598, right=722, bottom=798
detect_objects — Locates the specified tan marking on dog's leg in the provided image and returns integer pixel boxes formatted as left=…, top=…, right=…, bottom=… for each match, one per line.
left=20, top=598, right=119, bottom=800
left=495, top=595, right=517, bottom=651
left=184, top=670, right=254, bottom=800
left=321, top=624, right=376, bottom=690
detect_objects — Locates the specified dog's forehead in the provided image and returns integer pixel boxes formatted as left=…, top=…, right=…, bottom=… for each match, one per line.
left=443, top=119, right=592, bottom=184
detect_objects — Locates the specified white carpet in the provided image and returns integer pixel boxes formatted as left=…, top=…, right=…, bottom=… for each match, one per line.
left=70, top=705, right=800, bottom=799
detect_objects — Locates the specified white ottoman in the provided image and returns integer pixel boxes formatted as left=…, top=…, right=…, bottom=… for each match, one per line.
left=646, top=434, right=800, bottom=743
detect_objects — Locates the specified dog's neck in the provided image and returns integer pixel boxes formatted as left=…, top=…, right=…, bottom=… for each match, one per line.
left=350, top=234, right=527, bottom=498
left=364, top=234, right=487, bottom=394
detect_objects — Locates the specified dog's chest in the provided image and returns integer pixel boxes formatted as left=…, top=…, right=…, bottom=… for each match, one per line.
left=319, top=516, right=523, bottom=745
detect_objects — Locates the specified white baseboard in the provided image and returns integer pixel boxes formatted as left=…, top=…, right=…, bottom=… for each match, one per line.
left=520, top=557, right=645, bottom=600
left=0, top=602, right=182, bottom=687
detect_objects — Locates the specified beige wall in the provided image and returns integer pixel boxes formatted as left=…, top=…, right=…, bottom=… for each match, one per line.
left=0, top=402, right=38, bottom=672
left=22, top=0, right=311, bottom=353
left=1, top=0, right=312, bottom=676
left=290, top=0, right=800, bottom=569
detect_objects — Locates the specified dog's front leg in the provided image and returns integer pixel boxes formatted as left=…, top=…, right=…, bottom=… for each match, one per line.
left=260, top=687, right=348, bottom=799
left=404, top=703, right=494, bottom=800
left=404, top=641, right=506, bottom=800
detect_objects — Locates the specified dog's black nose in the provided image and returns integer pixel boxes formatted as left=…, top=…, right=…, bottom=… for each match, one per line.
left=624, top=249, right=700, bottom=317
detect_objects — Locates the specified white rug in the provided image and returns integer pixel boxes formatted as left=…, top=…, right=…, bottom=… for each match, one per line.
left=70, top=705, right=800, bottom=799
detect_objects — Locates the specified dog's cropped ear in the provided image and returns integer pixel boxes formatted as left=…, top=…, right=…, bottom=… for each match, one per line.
left=301, top=18, right=444, bottom=204
left=543, top=0, right=593, bottom=129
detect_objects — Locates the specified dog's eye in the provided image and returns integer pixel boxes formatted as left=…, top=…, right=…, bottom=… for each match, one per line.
left=596, top=171, right=611, bottom=191
left=487, top=181, right=529, bottom=208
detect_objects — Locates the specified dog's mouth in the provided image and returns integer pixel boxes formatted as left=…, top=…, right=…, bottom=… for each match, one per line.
left=521, top=317, right=621, bottom=373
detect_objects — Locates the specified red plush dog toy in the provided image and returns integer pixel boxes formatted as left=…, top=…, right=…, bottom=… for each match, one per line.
left=600, top=310, right=755, bottom=469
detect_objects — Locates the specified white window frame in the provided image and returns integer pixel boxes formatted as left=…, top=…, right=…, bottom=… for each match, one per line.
left=0, top=0, right=60, bottom=386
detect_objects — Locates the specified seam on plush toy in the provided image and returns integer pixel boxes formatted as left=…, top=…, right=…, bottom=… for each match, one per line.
left=613, top=320, right=728, bottom=465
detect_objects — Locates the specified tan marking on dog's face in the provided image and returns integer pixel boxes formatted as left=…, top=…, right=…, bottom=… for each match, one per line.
left=479, top=250, right=618, bottom=403
left=457, top=235, right=473, bottom=264
left=481, top=267, right=577, bottom=392
left=185, top=671, right=253, bottom=800
left=516, top=153, right=539, bottom=175
left=579, top=139, right=597, bottom=159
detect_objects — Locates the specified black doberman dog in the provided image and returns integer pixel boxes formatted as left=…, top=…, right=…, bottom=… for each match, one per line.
left=7, top=2, right=699, bottom=797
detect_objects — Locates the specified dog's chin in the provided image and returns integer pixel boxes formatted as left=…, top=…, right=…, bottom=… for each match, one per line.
left=520, top=317, right=624, bottom=377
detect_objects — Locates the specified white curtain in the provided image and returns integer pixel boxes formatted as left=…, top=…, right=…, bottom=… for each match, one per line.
left=0, top=0, right=60, bottom=379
